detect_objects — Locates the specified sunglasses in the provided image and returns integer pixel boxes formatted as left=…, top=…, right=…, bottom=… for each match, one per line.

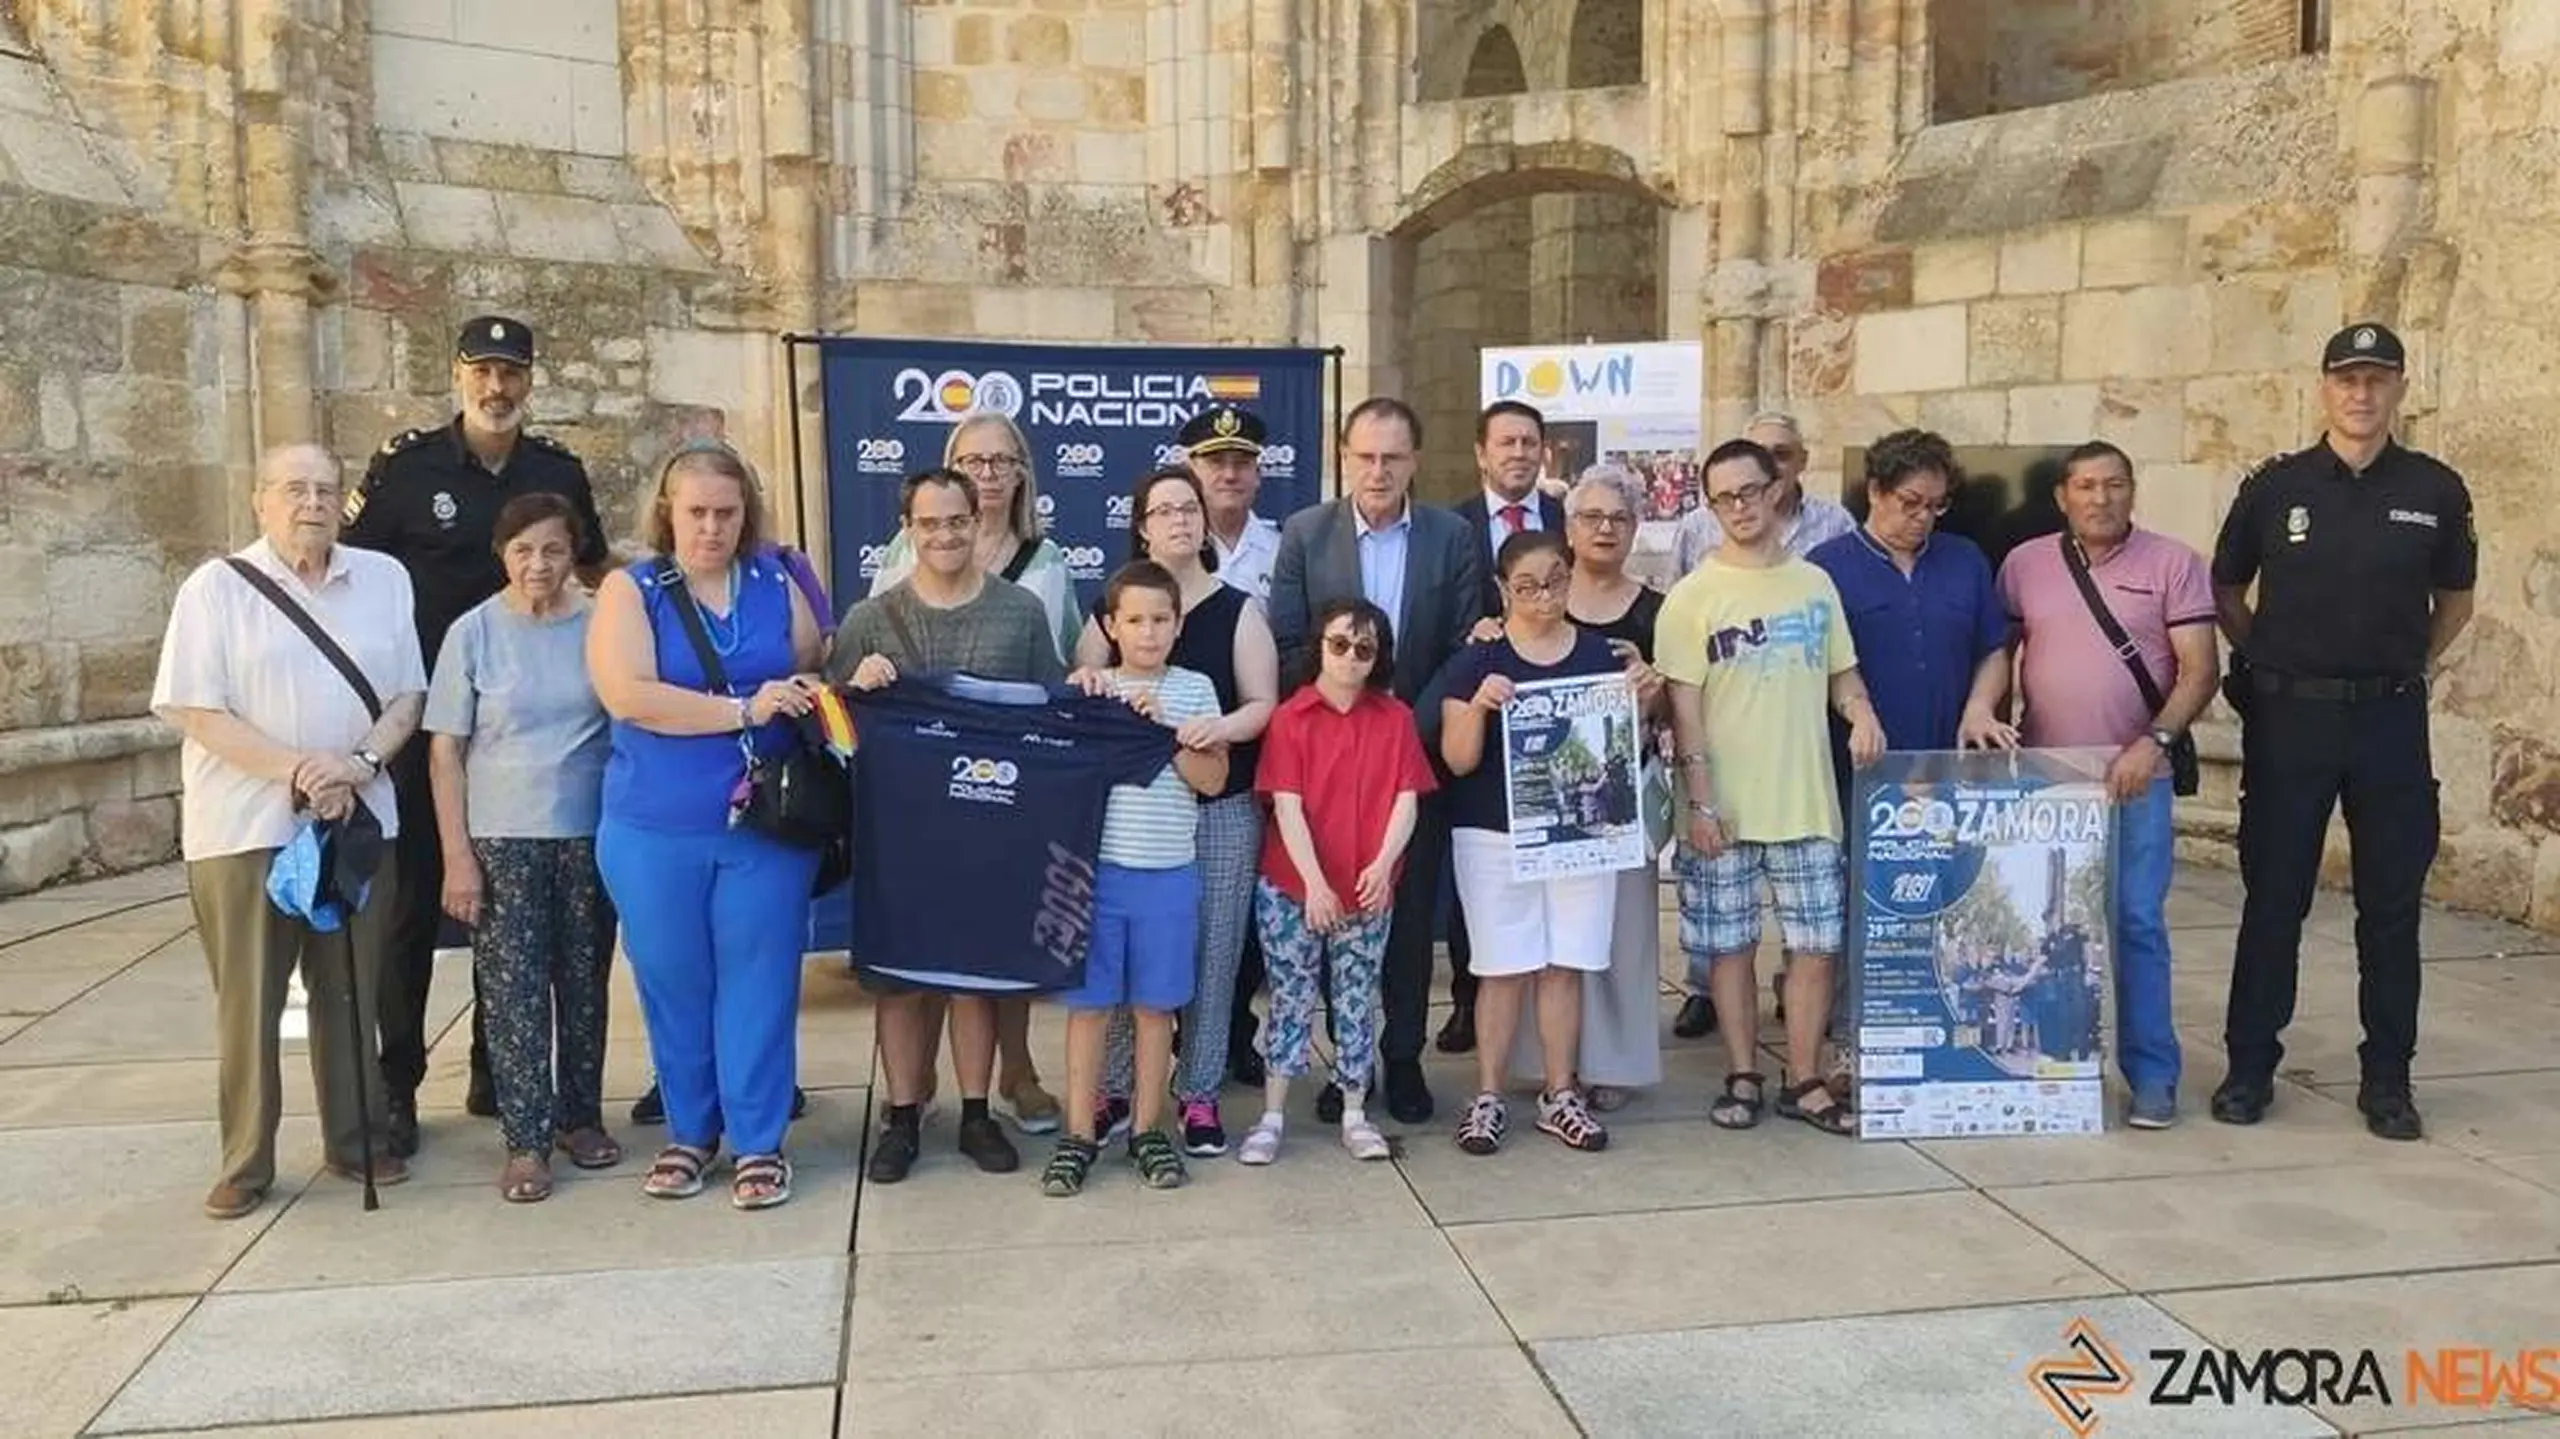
left=1323, top=634, right=1379, bottom=661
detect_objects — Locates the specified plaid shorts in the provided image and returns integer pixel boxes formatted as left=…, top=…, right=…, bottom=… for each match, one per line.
left=1676, top=837, right=1846, bottom=960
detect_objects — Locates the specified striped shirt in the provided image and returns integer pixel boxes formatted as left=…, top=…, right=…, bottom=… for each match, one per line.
left=1098, top=666, right=1219, bottom=868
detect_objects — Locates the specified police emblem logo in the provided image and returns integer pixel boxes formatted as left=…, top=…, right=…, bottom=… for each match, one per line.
left=2353, top=327, right=2377, bottom=350
left=1212, top=408, right=1241, bottom=439
left=2285, top=504, right=2310, bottom=543
left=489, top=322, right=506, bottom=340
left=431, top=491, right=459, bottom=527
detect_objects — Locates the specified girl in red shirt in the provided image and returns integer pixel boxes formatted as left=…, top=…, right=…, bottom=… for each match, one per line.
left=1239, top=598, right=1436, bottom=1165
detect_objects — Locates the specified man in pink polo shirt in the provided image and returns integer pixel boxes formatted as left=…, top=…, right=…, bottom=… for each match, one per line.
left=1993, top=441, right=2220, bottom=1129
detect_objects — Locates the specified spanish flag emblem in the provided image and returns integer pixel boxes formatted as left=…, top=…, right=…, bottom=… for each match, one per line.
left=1204, top=375, right=1262, bottom=401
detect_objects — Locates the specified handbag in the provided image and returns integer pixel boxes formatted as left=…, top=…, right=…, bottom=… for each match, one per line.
left=2058, top=540, right=2201, bottom=797
left=657, top=561, right=853, bottom=867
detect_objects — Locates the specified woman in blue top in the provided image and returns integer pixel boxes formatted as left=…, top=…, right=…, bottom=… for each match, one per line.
left=1439, top=530, right=1624, bottom=1159
left=587, top=440, right=825, bottom=1210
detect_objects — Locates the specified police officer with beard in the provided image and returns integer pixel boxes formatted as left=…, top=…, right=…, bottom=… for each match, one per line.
left=342, top=316, right=608, bottom=1156
left=2208, top=323, right=2477, bottom=1141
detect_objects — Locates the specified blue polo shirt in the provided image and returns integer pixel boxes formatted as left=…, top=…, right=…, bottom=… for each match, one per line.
left=1808, top=528, right=2007, bottom=750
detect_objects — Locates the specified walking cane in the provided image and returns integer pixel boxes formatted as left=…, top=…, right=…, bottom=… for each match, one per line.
left=344, top=936, right=379, bottom=1212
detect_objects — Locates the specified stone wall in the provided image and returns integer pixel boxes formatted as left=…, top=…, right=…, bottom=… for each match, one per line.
left=1932, top=0, right=2309, bottom=121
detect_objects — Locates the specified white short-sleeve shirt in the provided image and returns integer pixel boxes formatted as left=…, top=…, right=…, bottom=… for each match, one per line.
left=151, top=539, right=429, bottom=861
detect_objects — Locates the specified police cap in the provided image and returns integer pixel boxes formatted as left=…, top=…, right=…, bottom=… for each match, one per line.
left=1178, top=404, right=1265, bottom=457
left=456, top=315, right=535, bottom=367
left=2321, top=323, right=2405, bottom=373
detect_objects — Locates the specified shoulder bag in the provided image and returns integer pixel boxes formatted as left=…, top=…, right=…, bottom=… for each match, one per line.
left=656, top=561, right=853, bottom=875
left=225, top=558, right=384, bottom=722
left=2058, top=542, right=2200, bottom=797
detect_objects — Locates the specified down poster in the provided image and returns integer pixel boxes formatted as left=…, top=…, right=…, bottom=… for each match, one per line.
left=1850, top=749, right=2118, bottom=1140
left=1478, top=341, right=1703, bottom=590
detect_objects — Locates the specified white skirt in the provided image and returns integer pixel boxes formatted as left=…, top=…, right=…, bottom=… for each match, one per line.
left=1451, top=827, right=1614, bottom=977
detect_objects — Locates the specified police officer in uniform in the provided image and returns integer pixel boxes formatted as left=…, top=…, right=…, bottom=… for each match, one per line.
left=2208, top=322, right=2477, bottom=1141
left=342, top=316, right=609, bottom=1156
left=1181, top=403, right=1283, bottom=602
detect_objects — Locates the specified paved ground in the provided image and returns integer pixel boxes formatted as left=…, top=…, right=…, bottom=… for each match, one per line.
left=2, top=863, right=2558, bottom=1437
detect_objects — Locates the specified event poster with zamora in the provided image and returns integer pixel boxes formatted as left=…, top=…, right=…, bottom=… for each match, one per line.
left=1501, top=674, right=1647, bottom=883
left=1850, top=749, right=2118, bottom=1141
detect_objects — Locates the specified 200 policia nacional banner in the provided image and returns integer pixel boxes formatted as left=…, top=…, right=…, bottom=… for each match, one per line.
left=814, top=338, right=1331, bottom=615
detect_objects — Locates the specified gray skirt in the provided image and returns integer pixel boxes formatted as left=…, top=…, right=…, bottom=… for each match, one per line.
left=1509, top=863, right=1665, bottom=1089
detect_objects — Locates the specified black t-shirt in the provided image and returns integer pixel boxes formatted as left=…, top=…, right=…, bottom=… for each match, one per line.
left=846, top=675, right=1175, bottom=993
left=1568, top=585, right=1665, bottom=663
left=342, top=418, right=610, bottom=663
left=1089, top=582, right=1258, bottom=799
left=1436, top=627, right=1623, bottom=835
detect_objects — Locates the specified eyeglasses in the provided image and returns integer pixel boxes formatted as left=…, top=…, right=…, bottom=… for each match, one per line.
left=1569, top=510, right=1634, bottom=531
left=908, top=514, right=977, bottom=535
left=1769, top=445, right=1807, bottom=465
left=1881, top=487, right=1953, bottom=517
left=1504, top=573, right=1571, bottom=601
left=1322, top=634, right=1378, bottom=661
left=1144, top=500, right=1203, bottom=521
left=952, top=454, right=1025, bottom=475
left=1704, top=479, right=1776, bottom=512
left=271, top=482, right=343, bottom=506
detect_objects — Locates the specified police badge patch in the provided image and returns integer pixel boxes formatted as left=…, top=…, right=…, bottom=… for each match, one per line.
left=2286, top=505, right=2310, bottom=543
left=432, top=491, right=459, bottom=528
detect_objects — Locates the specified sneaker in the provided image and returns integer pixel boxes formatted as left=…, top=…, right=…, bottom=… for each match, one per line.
left=1093, top=1096, right=1133, bottom=1145
left=1179, top=1098, right=1228, bottom=1157
left=1237, top=1117, right=1283, bottom=1166
left=2127, top=1084, right=2178, bottom=1130
left=1001, top=1077, right=1063, bottom=1135
left=790, top=1086, right=809, bottom=1121
left=956, top=1113, right=1021, bottom=1173
left=1040, top=1136, right=1101, bottom=1197
left=1455, top=1091, right=1507, bottom=1156
left=630, top=1082, right=666, bottom=1126
left=2357, top=1080, right=2424, bottom=1142
left=1341, top=1117, right=1391, bottom=1161
left=866, top=1118, right=920, bottom=1184
left=1129, top=1128, right=1187, bottom=1189
left=1536, top=1087, right=1609, bottom=1152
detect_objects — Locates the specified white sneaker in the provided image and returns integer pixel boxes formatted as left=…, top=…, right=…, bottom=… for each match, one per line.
left=1237, top=1118, right=1282, bottom=1166
left=1341, top=1117, right=1390, bottom=1161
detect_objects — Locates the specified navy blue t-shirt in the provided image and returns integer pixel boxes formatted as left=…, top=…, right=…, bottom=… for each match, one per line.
left=847, top=675, right=1176, bottom=993
left=1437, top=627, right=1623, bottom=835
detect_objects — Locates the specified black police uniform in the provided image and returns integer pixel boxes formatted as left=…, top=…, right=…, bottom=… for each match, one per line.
left=342, top=401, right=608, bottom=1110
left=2212, top=428, right=2476, bottom=1098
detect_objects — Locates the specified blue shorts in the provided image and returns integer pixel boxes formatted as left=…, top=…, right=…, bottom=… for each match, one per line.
left=1056, top=862, right=1200, bottom=1012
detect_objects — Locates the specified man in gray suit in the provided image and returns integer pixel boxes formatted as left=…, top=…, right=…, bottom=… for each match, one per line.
left=1269, top=395, right=1484, bottom=1125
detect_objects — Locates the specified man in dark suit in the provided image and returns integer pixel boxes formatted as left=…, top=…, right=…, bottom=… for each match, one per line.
left=1269, top=396, right=1485, bottom=1124
left=1438, top=400, right=1568, bottom=1052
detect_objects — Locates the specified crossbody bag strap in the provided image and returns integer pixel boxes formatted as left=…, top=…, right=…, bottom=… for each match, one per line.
left=999, top=537, right=1037, bottom=585
left=223, top=558, right=382, bottom=720
left=2060, top=539, right=2170, bottom=716
left=881, top=592, right=928, bottom=672
left=653, top=559, right=733, bottom=696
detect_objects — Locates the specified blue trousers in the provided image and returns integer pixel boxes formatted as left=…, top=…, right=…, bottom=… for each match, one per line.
left=597, top=819, right=816, bottom=1156
left=2116, top=778, right=2181, bottom=1094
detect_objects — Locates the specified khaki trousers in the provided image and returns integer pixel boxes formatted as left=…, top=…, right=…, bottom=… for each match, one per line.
left=187, top=849, right=396, bottom=1191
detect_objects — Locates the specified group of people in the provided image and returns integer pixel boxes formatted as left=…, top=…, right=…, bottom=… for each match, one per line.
left=149, top=312, right=2477, bottom=1220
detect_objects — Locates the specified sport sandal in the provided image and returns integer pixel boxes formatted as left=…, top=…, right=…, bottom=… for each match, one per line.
left=1709, top=1071, right=1767, bottom=1130
left=1455, top=1092, right=1507, bottom=1155
left=1042, top=1136, right=1102, bottom=1197
left=1775, top=1077, right=1856, bottom=1137
left=731, top=1153, right=793, bottom=1210
left=642, top=1143, right=715, bottom=1200
left=1537, top=1088, right=1609, bottom=1152
left=1128, top=1129, right=1188, bottom=1189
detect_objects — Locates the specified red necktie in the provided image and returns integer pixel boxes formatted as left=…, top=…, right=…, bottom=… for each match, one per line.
left=1499, top=502, right=1527, bottom=535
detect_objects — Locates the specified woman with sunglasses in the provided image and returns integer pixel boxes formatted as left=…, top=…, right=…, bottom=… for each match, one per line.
left=1438, top=530, right=1626, bottom=1156
left=1072, top=466, right=1279, bottom=1157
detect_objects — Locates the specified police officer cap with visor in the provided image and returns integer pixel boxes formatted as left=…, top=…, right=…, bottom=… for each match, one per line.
left=2207, top=321, right=2477, bottom=1142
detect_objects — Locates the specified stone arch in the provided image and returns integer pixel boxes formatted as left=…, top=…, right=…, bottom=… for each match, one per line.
left=1565, top=0, right=1642, bottom=89
left=1462, top=24, right=1529, bottom=97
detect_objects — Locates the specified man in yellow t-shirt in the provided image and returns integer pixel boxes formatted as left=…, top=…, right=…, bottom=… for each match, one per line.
left=1657, top=438, right=1886, bottom=1139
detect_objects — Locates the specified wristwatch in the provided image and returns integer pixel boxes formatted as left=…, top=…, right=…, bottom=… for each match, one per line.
left=353, top=747, right=383, bottom=777
left=2146, top=726, right=2178, bottom=749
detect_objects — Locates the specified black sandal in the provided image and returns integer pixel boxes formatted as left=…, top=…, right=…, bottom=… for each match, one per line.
left=1041, top=1137, right=1100, bottom=1197
left=1776, top=1078, right=1856, bottom=1137
left=1709, top=1071, right=1766, bottom=1130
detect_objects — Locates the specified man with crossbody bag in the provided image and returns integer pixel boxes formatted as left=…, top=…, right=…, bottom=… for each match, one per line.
left=151, top=444, right=429, bottom=1219
left=1994, top=441, right=2221, bottom=1130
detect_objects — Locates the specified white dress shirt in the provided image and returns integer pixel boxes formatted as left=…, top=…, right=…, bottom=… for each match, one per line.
left=1211, top=512, right=1281, bottom=602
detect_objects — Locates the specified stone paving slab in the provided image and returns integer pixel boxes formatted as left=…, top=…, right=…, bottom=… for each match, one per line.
left=2317, top=1070, right=2560, bottom=1161
left=2487, top=1154, right=2560, bottom=1194
left=846, top=1227, right=1507, bottom=1380
left=0, top=1059, right=294, bottom=1130
left=1992, top=1155, right=2560, bottom=1292
left=1533, top=1296, right=2330, bottom=1439
left=90, top=1257, right=848, bottom=1434
left=2152, top=1265, right=2560, bottom=1435
left=840, top=1345, right=1578, bottom=1438
left=167, top=1388, right=841, bottom=1438
left=1915, top=1082, right=2377, bottom=1189
left=0, top=1119, right=322, bottom=1305
left=0, top=1298, right=192, bottom=1438
left=1449, top=1188, right=2119, bottom=1341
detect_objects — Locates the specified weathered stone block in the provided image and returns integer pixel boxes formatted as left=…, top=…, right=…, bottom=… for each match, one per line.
left=2426, top=828, right=2536, bottom=920
left=1788, top=311, right=1855, bottom=397
left=130, top=742, right=181, bottom=799
left=2493, top=723, right=2560, bottom=840
left=1852, top=305, right=1969, bottom=394
left=1116, top=288, right=1214, bottom=342
left=914, top=70, right=972, bottom=124
left=373, top=34, right=581, bottom=153
left=76, top=639, right=160, bottom=723
left=556, top=156, right=647, bottom=203
left=2184, top=373, right=2302, bottom=469
left=122, top=291, right=196, bottom=381
left=77, top=376, right=199, bottom=463
left=1089, top=74, right=1147, bottom=127
left=1073, top=133, right=1148, bottom=188
left=0, top=119, right=128, bottom=206
left=2190, top=201, right=2340, bottom=275
left=1008, top=15, right=1073, bottom=67
left=2092, top=379, right=2187, bottom=464
left=1816, top=248, right=1914, bottom=315
left=337, top=308, right=395, bottom=392
left=1018, top=75, right=1087, bottom=125
left=2208, top=272, right=2341, bottom=375
left=454, top=0, right=618, bottom=65
left=87, top=796, right=176, bottom=871
left=38, top=373, right=77, bottom=451
left=1911, top=237, right=1998, bottom=305
left=646, top=328, right=759, bottom=416
left=43, top=548, right=169, bottom=646
left=2080, top=216, right=2189, bottom=289
left=612, top=204, right=708, bottom=270
left=2007, top=384, right=2100, bottom=444
left=430, top=139, right=562, bottom=194
left=0, top=812, right=83, bottom=894
left=2533, top=837, right=2560, bottom=935
left=1917, top=389, right=2009, bottom=445
left=1967, top=295, right=2062, bottom=385
left=2059, top=285, right=2210, bottom=380
left=954, top=14, right=998, bottom=66
left=0, top=364, right=34, bottom=451
left=0, top=641, right=74, bottom=729
left=2128, top=462, right=2223, bottom=557
left=1997, top=228, right=2081, bottom=295
left=494, top=192, right=624, bottom=265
